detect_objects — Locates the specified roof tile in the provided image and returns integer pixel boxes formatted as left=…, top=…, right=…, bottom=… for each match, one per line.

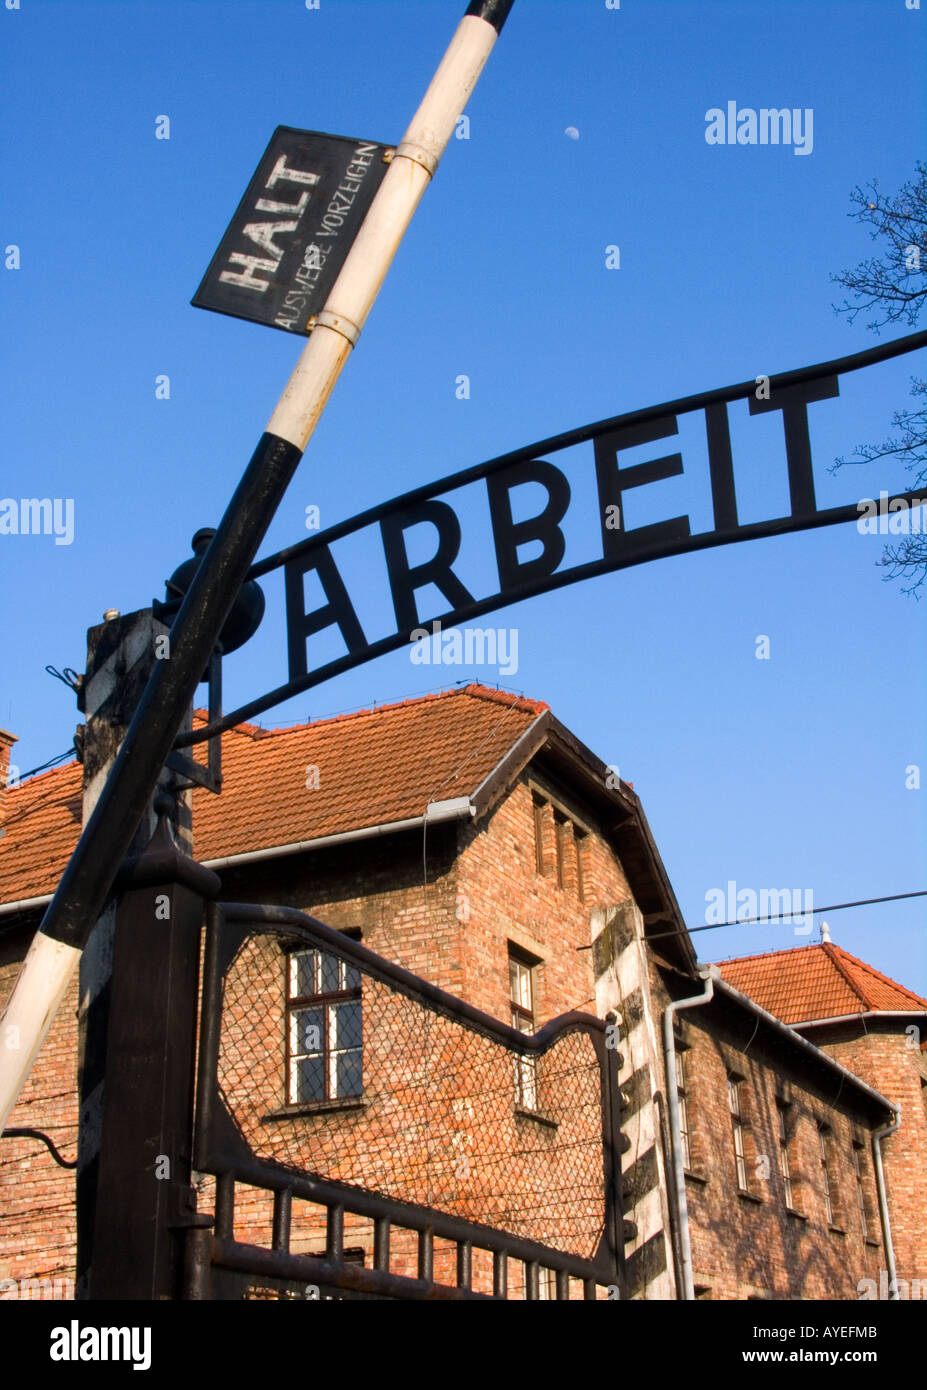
left=0, top=685, right=545, bottom=903
left=718, top=942, right=927, bottom=1023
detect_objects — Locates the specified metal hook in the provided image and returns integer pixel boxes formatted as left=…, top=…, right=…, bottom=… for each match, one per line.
left=45, top=665, right=83, bottom=695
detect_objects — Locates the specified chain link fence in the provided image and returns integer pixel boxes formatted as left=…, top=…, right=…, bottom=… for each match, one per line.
left=191, top=904, right=624, bottom=1299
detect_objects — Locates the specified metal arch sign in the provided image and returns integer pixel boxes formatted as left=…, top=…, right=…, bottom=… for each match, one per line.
left=177, top=330, right=927, bottom=750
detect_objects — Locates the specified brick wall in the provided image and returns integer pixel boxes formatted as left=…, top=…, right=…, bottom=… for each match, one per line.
left=811, top=1023, right=927, bottom=1289
left=454, top=776, right=618, bottom=1025
left=1, top=762, right=920, bottom=1303
left=219, top=824, right=464, bottom=996
left=670, top=1004, right=886, bottom=1301
left=211, top=773, right=628, bottom=1289
left=0, top=923, right=77, bottom=1296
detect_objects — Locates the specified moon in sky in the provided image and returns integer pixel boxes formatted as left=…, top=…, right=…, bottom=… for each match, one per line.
left=564, top=126, right=580, bottom=140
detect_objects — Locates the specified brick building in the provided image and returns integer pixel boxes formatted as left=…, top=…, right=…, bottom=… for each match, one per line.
left=0, top=684, right=923, bottom=1299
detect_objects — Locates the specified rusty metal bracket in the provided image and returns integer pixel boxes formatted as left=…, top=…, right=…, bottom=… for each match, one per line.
left=395, top=140, right=440, bottom=177
left=306, top=308, right=362, bottom=348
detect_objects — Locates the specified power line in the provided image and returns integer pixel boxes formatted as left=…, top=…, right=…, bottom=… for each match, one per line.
left=0, top=754, right=77, bottom=837
left=646, top=889, right=927, bottom=943
left=10, top=749, right=74, bottom=783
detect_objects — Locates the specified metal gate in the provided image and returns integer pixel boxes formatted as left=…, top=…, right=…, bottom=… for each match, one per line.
left=184, top=901, right=629, bottom=1300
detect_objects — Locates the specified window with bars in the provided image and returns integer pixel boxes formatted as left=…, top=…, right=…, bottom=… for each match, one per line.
left=818, top=1124, right=835, bottom=1225
left=286, top=947, right=362, bottom=1106
left=728, top=1075, right=748, bottom=1191
left=675, top=1050, right=691, bottom=1170
left=509, top=948, right=538, bottom=1112
left=777, top=1102, right=794, bottom=1208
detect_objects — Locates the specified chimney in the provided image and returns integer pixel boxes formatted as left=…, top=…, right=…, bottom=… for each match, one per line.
left=820, top=921, right=831, bottom=944
left=0, top=728, right=18, bottom=818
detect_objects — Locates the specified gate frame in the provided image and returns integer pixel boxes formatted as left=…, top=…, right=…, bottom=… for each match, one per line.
left=186, top=900, right=629, bottom=1300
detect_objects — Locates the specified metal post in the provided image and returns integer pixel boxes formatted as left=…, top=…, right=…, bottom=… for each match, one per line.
left=75, top=609, right=192, bottom=1297
left=0, top=0, right=517, bottom=1136
left=83, top=826, right=219, bottom=1299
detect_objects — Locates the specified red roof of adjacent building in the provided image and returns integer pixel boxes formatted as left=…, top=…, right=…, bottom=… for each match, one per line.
left=718, top=941, right=927, bottom=1025
left=0, top=685, right=547, bottom=904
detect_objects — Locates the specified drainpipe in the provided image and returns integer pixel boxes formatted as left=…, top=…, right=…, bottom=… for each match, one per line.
left=871, top=1107, right=901, bottom=1300
left=662, top=963, right=718, bottom=1301
left=200, top=797, right=474, bottom=872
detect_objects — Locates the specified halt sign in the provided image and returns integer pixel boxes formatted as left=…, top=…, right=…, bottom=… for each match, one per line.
left=192, top=126, right=392, bottom=336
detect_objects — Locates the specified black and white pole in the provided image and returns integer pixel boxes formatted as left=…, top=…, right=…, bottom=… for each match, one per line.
left=0, top=0, right=516, bottom=1132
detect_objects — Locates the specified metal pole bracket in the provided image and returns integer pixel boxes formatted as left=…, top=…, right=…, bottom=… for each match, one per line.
left=395, top=140, right=440, bottom=177
left=306, top=308, right=362, bottom=348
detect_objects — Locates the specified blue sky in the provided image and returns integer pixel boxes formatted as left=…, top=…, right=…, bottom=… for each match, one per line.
left=2, top=0, right=925, bottom=991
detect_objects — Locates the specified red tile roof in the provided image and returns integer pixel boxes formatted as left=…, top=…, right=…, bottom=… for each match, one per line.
left=0, top=760, right=84, bottom=902
left=0, top=685, right=547, bottom=905
left=718, top=942, right=927, bottom=1024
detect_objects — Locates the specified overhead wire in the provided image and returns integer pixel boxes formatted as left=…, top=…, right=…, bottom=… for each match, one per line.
left=645, top=889, right=927, bottom=943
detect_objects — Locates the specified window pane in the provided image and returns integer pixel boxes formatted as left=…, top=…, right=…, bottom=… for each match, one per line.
left=331, top=1001, right=362, bottom=1051
left=510, top=959, right=532, bottom=1012
left=336, top=1049, right=363, bottom=1098
left=290, top=950, right=317, bottom=999
left=293, top=1054, right=325, bottom=1104
left=522, top=1058, right=537, bottom=1111
left=515, top=1054, right=538, bottom=1110
left=728, top=1080, right=741, bottom=1118
left=344, top=961, right=361, bottom=992
left=291, top=1007, right=323, bottom=1057
left=320, top=951, right=340, bottom=994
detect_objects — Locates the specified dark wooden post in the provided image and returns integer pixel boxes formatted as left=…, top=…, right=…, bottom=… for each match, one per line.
left=76, top=608, right=218, bottom=1299
left=84, top=815, right=219, bottom=1299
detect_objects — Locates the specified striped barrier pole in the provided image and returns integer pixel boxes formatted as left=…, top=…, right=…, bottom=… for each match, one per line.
left=0, top=0, right=517, bottom=1133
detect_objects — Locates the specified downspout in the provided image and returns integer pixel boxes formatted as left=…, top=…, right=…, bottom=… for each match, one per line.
left=662, top=963, right=718, bottom=1301
left=871, top=1107, right=901, bottom=1300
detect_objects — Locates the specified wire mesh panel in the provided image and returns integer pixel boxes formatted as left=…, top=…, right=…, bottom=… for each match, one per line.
left=191, top=902, right=625, bottom=1300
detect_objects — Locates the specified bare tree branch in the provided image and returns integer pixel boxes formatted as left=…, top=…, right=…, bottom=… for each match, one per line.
left=831, top=165, right=927, bottom=593
left=830, top=162, right=927, bottom=334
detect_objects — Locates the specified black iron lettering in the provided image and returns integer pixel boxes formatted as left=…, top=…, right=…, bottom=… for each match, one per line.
left=594, top=416, right=690, bottom=560
left=285, top=545, right=367, bottom=681
left=705, top=402, right=738, bottom=531
left=174, top=334, right=926, bottom=749
left=380, top=500, right=476, bottom=632
left=487, top=460, right=571, bottom=593
left=748, top=375, right=839, bottom=518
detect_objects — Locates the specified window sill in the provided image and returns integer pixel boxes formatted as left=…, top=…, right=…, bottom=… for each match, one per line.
left=514, top=1106, right=559, bottom=1130
left=864, top=1237, right=881, bottom=1248
left=827, top=1225, right=847, bottom=1237
left=263, top=1097, right=367, bottom=1121
left=786, top=1208, right=808, bottom=1221
left=736, top=1189, right=763, bottom=1205
left=684, top=1170, right=709, bottom=1185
